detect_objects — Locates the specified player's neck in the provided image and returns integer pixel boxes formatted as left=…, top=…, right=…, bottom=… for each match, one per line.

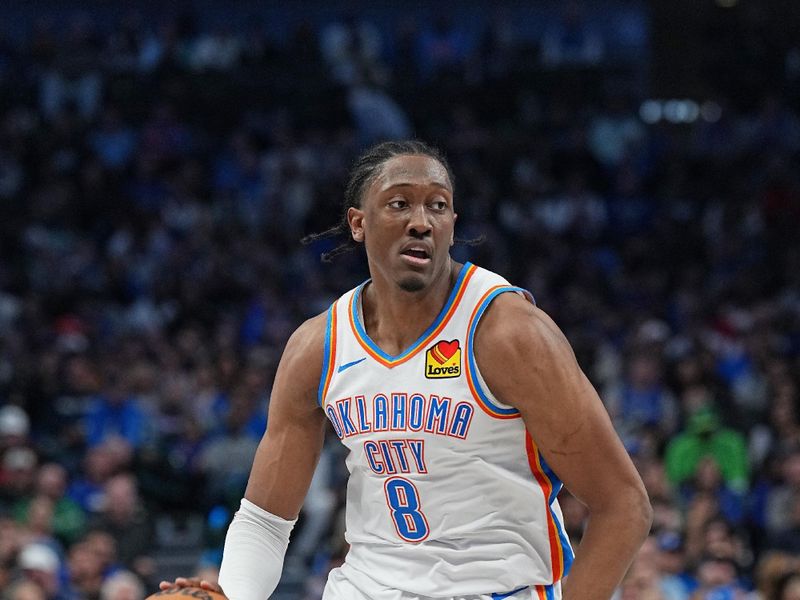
left=362, top=260, right=460, bottom=356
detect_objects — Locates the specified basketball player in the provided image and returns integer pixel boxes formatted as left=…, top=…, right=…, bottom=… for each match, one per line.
left=162, top=141, right=652, bottom=599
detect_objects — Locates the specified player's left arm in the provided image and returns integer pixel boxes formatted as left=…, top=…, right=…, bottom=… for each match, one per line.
left=475, top=293, right=652, bottom=600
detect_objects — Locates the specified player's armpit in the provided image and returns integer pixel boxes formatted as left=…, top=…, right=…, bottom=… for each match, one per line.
left=243, top=312, right=329, bottom=520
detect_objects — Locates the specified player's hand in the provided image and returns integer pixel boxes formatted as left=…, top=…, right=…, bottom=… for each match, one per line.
left=158, top=577, right=226, bottom=596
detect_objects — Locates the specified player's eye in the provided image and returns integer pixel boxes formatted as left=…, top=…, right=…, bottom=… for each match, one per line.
left=388, top=198, right=407, bottom=209
left=429, top=200, right=448, bottom=211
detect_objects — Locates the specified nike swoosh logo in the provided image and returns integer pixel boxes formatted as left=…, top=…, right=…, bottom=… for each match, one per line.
left=491, top=587, right=528, bottom=599
left=337, top=357, right=367, bottom=373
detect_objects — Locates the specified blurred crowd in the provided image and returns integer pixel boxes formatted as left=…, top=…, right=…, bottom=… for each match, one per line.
left=0, top=2, right=799, bottom=600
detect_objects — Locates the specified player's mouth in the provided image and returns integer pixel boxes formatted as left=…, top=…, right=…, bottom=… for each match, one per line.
left=400, top=245, right=432, bottom=266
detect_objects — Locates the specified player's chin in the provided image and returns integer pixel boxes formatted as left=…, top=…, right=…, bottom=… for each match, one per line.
left=397, top=274, right=427, bottom=292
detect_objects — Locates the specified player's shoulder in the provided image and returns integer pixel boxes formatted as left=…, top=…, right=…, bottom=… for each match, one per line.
left=283, top=310, right=329, bottom=360
left=476, top=291, right=569, bottom=357
left=272, top=310, right=330, bottom=403
left=275, top=310, right=329, bottom=380
left=480, top=288, right=537, bottom=325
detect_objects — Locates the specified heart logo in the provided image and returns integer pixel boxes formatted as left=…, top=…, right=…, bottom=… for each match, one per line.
left=431, top=340, right=459, bottom=364
left=425, top=339, right=462, bottom=379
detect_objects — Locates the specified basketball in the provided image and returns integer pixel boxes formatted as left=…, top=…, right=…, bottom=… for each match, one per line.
left=146, top=588, right=226, bottom=600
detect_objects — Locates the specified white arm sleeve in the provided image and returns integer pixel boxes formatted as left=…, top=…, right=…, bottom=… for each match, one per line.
left=218, top=498, right=297, bottom=600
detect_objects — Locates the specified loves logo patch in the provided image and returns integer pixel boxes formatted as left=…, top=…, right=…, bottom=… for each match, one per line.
left=425, top=339, right=461, bottom=379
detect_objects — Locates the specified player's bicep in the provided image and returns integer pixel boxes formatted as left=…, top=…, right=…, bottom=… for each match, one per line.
left=244, top=314, right=328, bottom=519
left=477, top=298, right=645, bottom=511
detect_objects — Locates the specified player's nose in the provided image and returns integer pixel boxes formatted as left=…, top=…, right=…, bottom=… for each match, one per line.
left=406, top=203, right=432, bottom=237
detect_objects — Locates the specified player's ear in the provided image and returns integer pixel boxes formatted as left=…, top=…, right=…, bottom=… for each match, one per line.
left=348, top=206, right=365, bottom=243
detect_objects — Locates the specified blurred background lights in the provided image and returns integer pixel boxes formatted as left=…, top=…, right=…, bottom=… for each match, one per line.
left=700, top=101, right=723, bottom=122
left=639, top=99, right=662, bottom=124
left=639, top=99, right=707, bottom=124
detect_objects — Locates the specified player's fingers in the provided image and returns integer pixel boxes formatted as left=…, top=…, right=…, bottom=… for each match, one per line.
left=173, top=577, right=204, bottom=588
left=199, top=581, right=224, bottom=593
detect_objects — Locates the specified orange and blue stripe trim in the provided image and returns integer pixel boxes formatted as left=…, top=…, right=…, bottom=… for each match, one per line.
left=526, top=432, right=574, bottom=582
left=533, top=584, right=557, bottom=600
left=348, top=262, right=477, bottom=368
left=317, top=302, right=338, bottom=406
left=463, top=285, right=533, bottom=419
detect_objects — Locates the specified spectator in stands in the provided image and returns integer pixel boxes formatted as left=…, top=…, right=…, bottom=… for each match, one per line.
left=756, top=553, right=800, bottom=599
left=15, top=543, right=62, bottom=600
left=654, top=532, right=692, bottom=600
left=84, top=373, right=146, bottom=450
left=90, top=474, right=152, bottom=579
left=0, top=513, right=22, bottom=589
left=82, top=530, right=119, bottom=581
left=678, top=456, right=745, bottom=526
left=749, top=385, right=800, bottom=472
left=16, top=495, right=59, bottom=552
left=665, top=407, right=749, bottom=493
left=765, top=448, right=800, bottom=538
left=68, top=442, right=125, bottom=515
left=766, top=490, right=800, bottom=554
left=38, top=14, right=103, bottom=121
left=199, top=390, right=261, bottom=508
left=99, top=569, right=146, bottom=600
left=613, top=535, right=679, bottom=599
left=690, top=555, right=749, bottom=599
left=13, top=464, right=86, bottom=546
left=1, top=448, right=38, bottom=513
left=774, top=572, right=800, bottom=600
left=605, top=354, right=679, bottom=447
left=63, top=538, right=107, bottom=600
left=0, top=406, right=31, bottom=453
left=4, top=579, right=48, bottom=600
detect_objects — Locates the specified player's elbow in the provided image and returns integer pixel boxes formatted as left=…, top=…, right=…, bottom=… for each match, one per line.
left=625, top=485, right=654, bottom=539
left=592, top=482, right=652, bottom=540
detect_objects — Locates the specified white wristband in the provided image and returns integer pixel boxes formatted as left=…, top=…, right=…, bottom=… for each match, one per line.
left=218, top=498, right=297, bottom=600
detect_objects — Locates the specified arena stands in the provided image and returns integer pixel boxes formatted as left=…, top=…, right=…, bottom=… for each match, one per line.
left=0, top=2, right=799, bottom=598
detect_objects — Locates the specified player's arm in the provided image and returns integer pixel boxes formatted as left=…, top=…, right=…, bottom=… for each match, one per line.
left=243, top=312, right=329, bottom=518
left=161, top=313, right=328, bottom=599
left=221, top=312, right=328, bottom=599
left=475, top=294, right=652, bottom=600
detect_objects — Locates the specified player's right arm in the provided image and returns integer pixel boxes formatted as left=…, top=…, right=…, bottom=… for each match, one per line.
left=221, top=312, right=328, bottom=598
left=244, top=311, right=329, bottom=518
left=159, top=312, right=328, bottom=599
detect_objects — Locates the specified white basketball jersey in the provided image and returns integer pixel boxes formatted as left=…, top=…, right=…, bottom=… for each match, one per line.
left=318, top=262, right=574, bottom=598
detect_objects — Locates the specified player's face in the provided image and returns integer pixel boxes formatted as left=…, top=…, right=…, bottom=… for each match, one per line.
left=348, top=154, right=456, bottom=293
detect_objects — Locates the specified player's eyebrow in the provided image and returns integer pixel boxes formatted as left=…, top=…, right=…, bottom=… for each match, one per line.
left=380, top=181, right=451, bottom=192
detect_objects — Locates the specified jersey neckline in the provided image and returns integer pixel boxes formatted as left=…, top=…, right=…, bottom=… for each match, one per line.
left=348, top=262, right=477, bottom=368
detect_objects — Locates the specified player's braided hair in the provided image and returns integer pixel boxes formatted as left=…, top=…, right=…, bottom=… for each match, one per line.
left=302, top=139, right=482, bottom=262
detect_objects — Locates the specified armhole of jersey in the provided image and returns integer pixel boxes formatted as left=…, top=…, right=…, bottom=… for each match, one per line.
left=526, top=433, right=575, bottom=581
left=465, top=285, right=534, bottom=419
left=317, top=301, right=338, bottom=407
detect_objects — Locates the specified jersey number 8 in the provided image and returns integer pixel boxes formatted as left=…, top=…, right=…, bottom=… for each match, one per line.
left=383, top=477, right=430, bottom=542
